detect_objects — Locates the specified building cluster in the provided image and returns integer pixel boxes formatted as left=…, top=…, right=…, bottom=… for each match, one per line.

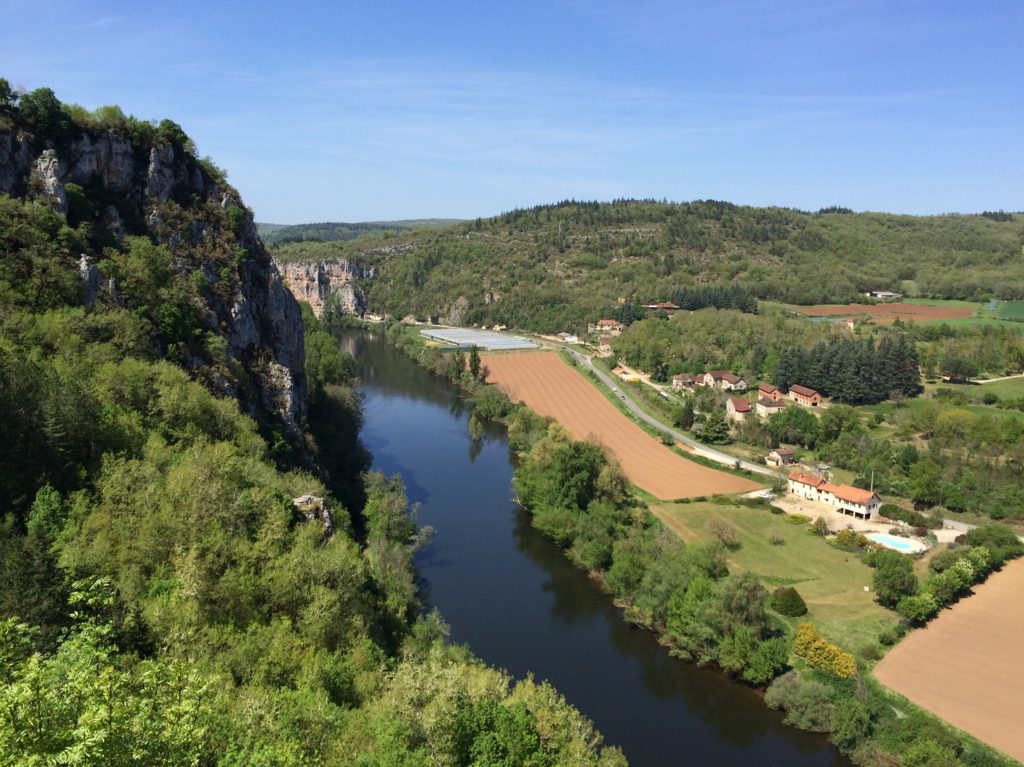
left=671, top=374, right=822, bottom=423
left=787, top=470, right=881, bottom=520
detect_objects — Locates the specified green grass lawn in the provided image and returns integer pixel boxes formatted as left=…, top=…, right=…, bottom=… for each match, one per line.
left=865, top=394, right=1024, bottom=423
left=651, top=500, right=898, bottom=653
left=902, top=298, right=987, bottom=309
left=995, top=299, right=1024, bottom=320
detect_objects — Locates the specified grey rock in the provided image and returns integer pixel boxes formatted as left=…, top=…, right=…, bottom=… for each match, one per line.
left=31, top=149, right=67, bottom=214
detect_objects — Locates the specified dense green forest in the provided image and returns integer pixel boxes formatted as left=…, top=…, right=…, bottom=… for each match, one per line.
left=0, top=83, right=623, bottom=766
left=258, top=219, right=464, bottom=247
left=270, top=199, right=1024, bottom=333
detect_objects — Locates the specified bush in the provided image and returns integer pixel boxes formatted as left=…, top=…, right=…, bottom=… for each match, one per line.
left=896, top=592, right=939, bottom=624
left=770, top=586, right=808, bottom=616
left=793, top=623, right=857, bottom=678
left=871, top=550, right=918, bottom=607
left=765, top=671, right=835, bottom=732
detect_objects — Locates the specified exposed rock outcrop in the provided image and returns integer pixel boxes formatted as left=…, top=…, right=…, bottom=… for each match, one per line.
left=277, top=259, right=373, bottom=318
left=2, top=120, right=308, bottom=454
left=292, top=494, right=335, bottom=535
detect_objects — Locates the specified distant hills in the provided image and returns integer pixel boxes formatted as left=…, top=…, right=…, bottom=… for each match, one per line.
left=257, top=219, right=465, bottom=246
left=266, top=200, right=1024, bottom=333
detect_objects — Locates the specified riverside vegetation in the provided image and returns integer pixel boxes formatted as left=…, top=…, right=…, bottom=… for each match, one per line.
left=0, top=82, right=625, bottom=766
left=382, top=322, right=1020, bottom=767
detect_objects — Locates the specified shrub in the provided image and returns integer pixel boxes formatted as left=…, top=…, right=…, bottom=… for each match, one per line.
left=793, top=623, right=857, bottom=679
left=830, top=698, right=872, bottom=752
left=765, top=671, right=835, bottom=732
left=770, top=586, right=808, bottom=616
left=871, top=549, right=918, bottom=607
left=896, top=592, right=939, bottom=624
left=811, top=517, right=829, bottom=536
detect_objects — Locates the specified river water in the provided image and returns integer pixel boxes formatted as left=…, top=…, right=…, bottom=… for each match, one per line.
left=345, top=330, right=848, bottom=767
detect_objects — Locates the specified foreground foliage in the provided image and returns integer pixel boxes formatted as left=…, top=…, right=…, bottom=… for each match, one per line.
left=0, top=84, right=622, bottom=766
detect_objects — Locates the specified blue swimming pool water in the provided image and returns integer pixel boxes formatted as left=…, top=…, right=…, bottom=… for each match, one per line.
left=868, top=533, right=918, bottom=551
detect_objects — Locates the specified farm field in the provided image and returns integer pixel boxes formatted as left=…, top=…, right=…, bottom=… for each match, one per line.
left=995, top=299, right=1024, bottom=321
left=787, top=302, right=976, bottom=323
left=482, top=351, right=761, bottom=500
left=874, top=558, right=1024, bottom=764
left=651, top=501, right=896, bottom=650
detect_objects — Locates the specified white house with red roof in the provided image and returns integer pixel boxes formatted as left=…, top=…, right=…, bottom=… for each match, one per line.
left=704, top=371, right=748, bottom=391
left=787, top=470, right=880, bottom=520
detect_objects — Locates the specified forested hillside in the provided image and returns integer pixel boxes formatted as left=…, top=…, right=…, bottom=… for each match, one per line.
left=258, top=218, right=464, bottom=246
left=0, top=83, right=623, bottom=766
left=270, top=199, right=1024, bottom=333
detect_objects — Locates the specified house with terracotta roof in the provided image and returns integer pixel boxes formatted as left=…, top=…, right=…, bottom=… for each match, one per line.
left=726, top=397, right=751, bottom=423
left=588, top=319, right=624, bottom=335
left=672, top=372, right=698, bottom=392
left=787, top=470, right=880, bottom=520
left=766, top=448, right=796, bottom=467
left=788, top=384, right=822, bottom=407
left=758, top=383, right=783, bottom=402
left=704, top=371, right=748, bottom=391
left=756, top=397, right=786, bottom=418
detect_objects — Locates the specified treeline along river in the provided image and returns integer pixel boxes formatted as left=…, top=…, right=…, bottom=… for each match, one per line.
left=343, top=330, right=849, bottom=767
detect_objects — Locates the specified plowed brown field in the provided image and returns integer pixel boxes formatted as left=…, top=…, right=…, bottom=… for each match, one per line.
left=874, top=558, right=1024, bottom=763
left=482, top=351, right=760, bottom=500
left=790, top=303, right=974, bottom=323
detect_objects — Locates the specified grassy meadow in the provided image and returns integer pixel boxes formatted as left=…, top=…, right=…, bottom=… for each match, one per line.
left=651, top=500, right=898, bottom=653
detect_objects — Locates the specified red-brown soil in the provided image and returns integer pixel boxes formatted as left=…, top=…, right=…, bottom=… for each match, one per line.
left=873, top=558, right=1024, bottom=763
left=482, top=351, right=760, bottom=500
left=790, top=303, right=974, bottom=323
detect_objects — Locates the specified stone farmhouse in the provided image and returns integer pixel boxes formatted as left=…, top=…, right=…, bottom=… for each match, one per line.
left=789, top=384, right=822, bottom=407
left=756, top=397, right=786, bottom=418
left=758, top=383, right=783, bottom=402
left=726, top=397, right=751, bottom=423
left=672, top=373, right=699, bottom=391
left=766, top=448, right=796, bottom=467
left=588, top=319, right=623, bottom=335
left=704, top=371, right=747, bottom=391
left=787, top=470, right=881, bottom=520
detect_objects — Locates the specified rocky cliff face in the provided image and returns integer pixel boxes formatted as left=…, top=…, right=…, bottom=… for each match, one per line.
left=277, top=259, right=372, bottom=318
left=1, top=123, right=308, bottom=450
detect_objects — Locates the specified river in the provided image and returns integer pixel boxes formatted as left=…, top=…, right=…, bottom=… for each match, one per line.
left=345, top=330, right=848, bottom=767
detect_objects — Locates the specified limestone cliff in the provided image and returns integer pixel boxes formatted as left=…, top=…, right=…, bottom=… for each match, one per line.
left=277, top=259, right=372, bottom=318
left=0, top=119, right=307, bottom=450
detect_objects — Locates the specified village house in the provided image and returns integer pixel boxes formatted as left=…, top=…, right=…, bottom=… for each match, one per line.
left=756, top=396, right=786, bottom=419
left=672, top=372, right=698, bottom=391
left=765, top=447, right=796, bottom=467
left=704, top=371, right=748, bottom=391
left=726, top=397, right=751, bottom=423
left=758, top=383, right=783, bottom=402
left=588, top=319, right=624, bottom=335
left=789, top=384, right=822, bottom=407
left=598, top=336, right=613, bottom=354
left=787, top=470, right=881, bottom=520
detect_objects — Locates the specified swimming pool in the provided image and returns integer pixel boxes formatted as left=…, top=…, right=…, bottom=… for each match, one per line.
left=868, top=533, right=926, bottom=553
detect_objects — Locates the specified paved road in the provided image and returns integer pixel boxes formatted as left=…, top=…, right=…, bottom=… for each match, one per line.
left=565, top=349, right=777, bottom=478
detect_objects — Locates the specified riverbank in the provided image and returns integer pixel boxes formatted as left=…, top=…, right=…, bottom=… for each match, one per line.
left=371, top=319, right=1021, bottom=767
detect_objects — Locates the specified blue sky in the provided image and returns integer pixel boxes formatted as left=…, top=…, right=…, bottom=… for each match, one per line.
left=2, top=1, right=1022, bottom=222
